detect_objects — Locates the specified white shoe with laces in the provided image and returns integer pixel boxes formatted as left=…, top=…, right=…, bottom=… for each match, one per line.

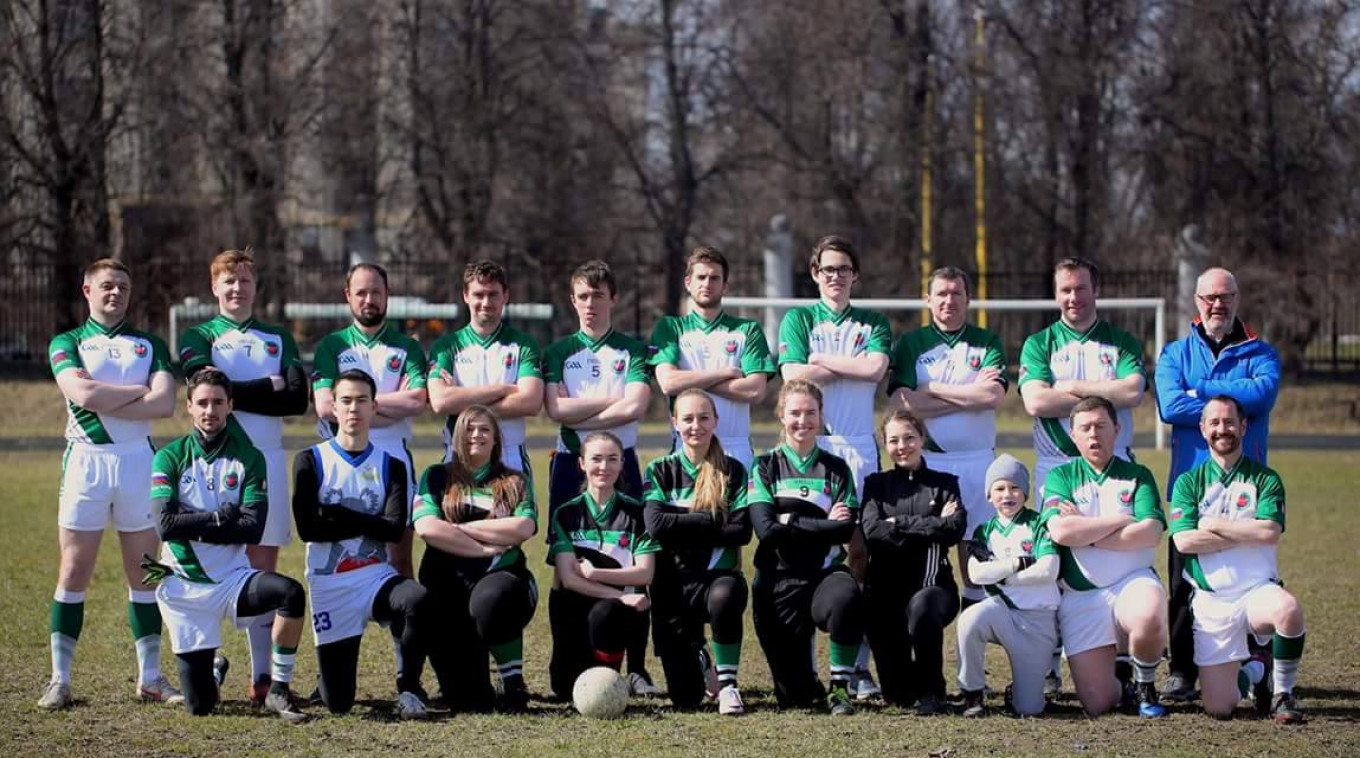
left=850, top=670, right=881, bottom=701
left=627, top=671, right=660, bottom=697
left=717, top=684, right=745, bottom=715
left=397, top=690, right=429, bottom=720
left=137, top=675, right=185, bottom=705
left=38, top=680, right=73, bottom=711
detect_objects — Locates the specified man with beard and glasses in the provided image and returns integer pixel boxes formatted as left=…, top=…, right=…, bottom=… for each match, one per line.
left=1168, top=396, right=1303, bottom=724
left=1155, top=267, right=1280, bottom=702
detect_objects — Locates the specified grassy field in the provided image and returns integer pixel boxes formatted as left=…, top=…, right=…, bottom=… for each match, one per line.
left=3, top=445, right=1359, bottom=757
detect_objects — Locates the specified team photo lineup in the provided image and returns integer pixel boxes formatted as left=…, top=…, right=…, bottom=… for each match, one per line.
left=40, top=235, right=1307, bottom=729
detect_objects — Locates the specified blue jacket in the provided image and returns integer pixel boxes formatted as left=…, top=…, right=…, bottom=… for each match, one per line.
left=1155, top=320, right=1280, bottom=496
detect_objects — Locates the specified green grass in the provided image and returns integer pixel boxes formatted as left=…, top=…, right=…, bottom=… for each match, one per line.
left=3, top=447, right=1359, bottom=756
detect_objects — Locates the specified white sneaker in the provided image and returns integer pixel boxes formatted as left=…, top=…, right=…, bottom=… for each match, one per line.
left=628, top=671, right=660, bottom=697
left=396, top=690, right=428, bottom=720
left=38, top=680, right=72, bottom=711
left=851, top=671, right=881, bottom=702
left=138, top=675, right=186, bottom=706
left=717, top=684, right=745, bottom=715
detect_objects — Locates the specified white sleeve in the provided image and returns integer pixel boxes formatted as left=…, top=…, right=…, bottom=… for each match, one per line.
left=968, top=556, right=1016, bottom=586
left=1009, top=554, right=1059, bottom=586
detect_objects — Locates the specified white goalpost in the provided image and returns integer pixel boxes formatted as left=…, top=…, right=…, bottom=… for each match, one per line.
left=725, top=295, right=1167, bottom=451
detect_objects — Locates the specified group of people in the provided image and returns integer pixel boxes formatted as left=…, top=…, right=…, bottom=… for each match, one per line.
left=40, top=235, right=1303, bottom=725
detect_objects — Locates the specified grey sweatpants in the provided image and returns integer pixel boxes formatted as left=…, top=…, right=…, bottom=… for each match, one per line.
left=956, top=596, right=1059, bottom=715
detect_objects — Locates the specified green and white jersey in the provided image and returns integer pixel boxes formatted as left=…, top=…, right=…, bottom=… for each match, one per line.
left=1039, top=455, right=1165, bottom=590
left=180, top=315, right=303, bottom=449
left=1168, top=456, right=1285, bottom=595
left=413, top=461, right=537, bottom=575
left=311, top=322, right=427, bottom=445
left=641, top=451, right=750, bottom=573
left=49, top=319, right=172, bottom=444
left=152, top=423, right=266, bottom=583
left=428, top=323, right=541, bottom=454
left=1018, top=319, right=1145, bottom=458
left=972, top=508, right=1059, bottom=610
left=888, top=323, right=1007, bottom=452
left=548, top=491, right=658, bottom=582
left=648, top=310, right=775, bottom=443
left=303, top=440, right=400, bottom=577
left=542, top=329, right=649, bottom=452
left=747, top=444, right=860, bottom=574
left=777, top=302, right=893, bottom=437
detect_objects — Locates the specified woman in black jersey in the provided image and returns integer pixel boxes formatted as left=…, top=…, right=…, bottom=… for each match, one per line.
left=547, top=432, right=658, bottom=700
left=861, top=410, right=967, bottom=714
left=413, top=406, right=538, bottom=712
left=643, top=389, right=753, bottom=714
left=749, top=379, right=866, bottom=716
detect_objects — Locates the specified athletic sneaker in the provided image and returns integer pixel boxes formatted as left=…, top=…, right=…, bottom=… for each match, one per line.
left=628, top=671, right=660, bottom=698
left=137, top=675, right=185, bottom=705
left=249, top=674, right=272, bottom=706
left=717, top=684, right=745, bottom=715
left=1043, top=671, right=1062, bottom=699
left=698, top=647, right=720, bottom=699
left=850, top=670, right=881, bottom=702
left=212, top=653, right=230, bottom=688
left=500, top=676, right=530, bottom=713
left=826, top=685, right=855, bottom=716
left=1136, top=682, right=1168, bottom=719
left=961, top=689, right=986, bottom=718
left=263, top=688, right=308, bottom=724
left=1159, top=672, right=1197, bottom=702
left=1272, top=692, right=1304, bottom=724
left=396, top=690, right=429, bottom=721
left=37, top=681, right=73, bottom=711
left=915, top=695, right=948, bottom=716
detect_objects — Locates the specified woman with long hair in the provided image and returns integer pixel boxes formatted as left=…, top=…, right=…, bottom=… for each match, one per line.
left=413, top=406, right=538, bottom=711
left=642, top=389, right=753, bottom=714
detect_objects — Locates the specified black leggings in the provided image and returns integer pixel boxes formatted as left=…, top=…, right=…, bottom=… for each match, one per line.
left=652, top=569, right=748, bottom=708
left=548, top=589, right=648, bottom=699
left=867, top=583, right=959, bottom=704
left=753, top=569, right=864, bottom=708
left=1167, top=540, right=1197, bottom=682
left=421, top=566, right=537, bottom=711
left=177, top=571, right=305, bottom=716
left=314, top=575, right=431, bottom=714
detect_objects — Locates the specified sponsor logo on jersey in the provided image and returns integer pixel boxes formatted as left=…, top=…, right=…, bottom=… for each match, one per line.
left=134, top=343, right=147, bottom=357
left=613, top=359, right=626, bottom=374
left=265, top=341, right=279, bottom=356
left=725, top=340, right=739, bottom=355
left=387, top=355, right=402, bottom=372
left=340, top=354, right=361, bottom=365
left=336, top=555, right=382, bottom=573
left=82, top=342, right=101, bottom=352
left=50, top=350, right=69, bottom=364
left=223, top=472, right=240, bottom=490
left=1235, top=493, right=1250, bottom=509
left=180, top=473, right=195, bottom=486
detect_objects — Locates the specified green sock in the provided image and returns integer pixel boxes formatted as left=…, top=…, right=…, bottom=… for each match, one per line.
left=829, top=640, right=859, bottom=686
left=713, top=641, right=741, bottom=687
left=50, top=591, right=86, bottom=684
left=128, top=593, right=163, bottom=686
left=490, top=637, right=524, bottom=680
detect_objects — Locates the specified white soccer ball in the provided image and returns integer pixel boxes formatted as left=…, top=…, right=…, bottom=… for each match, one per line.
left=572, top=666, right=630, bottom=719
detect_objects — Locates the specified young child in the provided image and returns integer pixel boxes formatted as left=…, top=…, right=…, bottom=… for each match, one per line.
left=955, top=454, right=1060, bottom=716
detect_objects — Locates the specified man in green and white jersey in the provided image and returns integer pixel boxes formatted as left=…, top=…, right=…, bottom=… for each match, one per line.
left=40, top=258, right=180, bottom=711
left=1168, top=396, right=1304, bottom=724
left=1019, top=257, right=1147, bottom=498
left=889, top=267, right=1006, bottom=606
left=649, top=246, right=774, bottom=468
left=178, top=249, right=309, bottom=700
left=311, top=263, right=427, bottom=576
left=1041, top=397, right=1168, bottom=718
left=148, top=368, right=308, bottom=721
left=428, top=260, right=543, bottom=473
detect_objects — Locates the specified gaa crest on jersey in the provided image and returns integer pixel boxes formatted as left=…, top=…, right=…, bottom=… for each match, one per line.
left=1235, top=493, right=1250, bottom=509
left=724, top=339, right=739, bottom=355
left=852, top=331, right=866, bottom=353
left=134, top=343, right=147, bottom=358
left=224, top=472, right=240, bottom=490
left=1021, top=539, right=1034, bottom=554
left=265, top=341, right=280, bottom=356
left=1118, top=488, right=1133, bottom=506
left=969, top=354, right=981, bottom=370
left=613, top=358, right=626, bottom=374
left=387, top=355, right=402, bottom=372
left=504, top=353, right=516, bottom=369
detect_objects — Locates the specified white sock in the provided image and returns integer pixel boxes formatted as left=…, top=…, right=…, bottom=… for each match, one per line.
left=50, top=589, right=86, bottom=685
left=855, top=638, right=872, bottom=674
left=130, top=589, right=160, bottom=686
left=248, top=612, right=275, bottom=684
left=1133, top=655, right=1161, bottom=685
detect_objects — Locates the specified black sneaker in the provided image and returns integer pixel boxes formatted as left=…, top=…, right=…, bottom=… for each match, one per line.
left=500, top=676, right=530, bottom=713
left=1159, top=673, right=1196, bottom=702
left=1272, top=692, right=1303, bottom=724
left=961, top=689, right=986, bottom=718
left=212, top=653, right=230, bottom=688
left=307, top=684, right=323, bottom=708
left=915, top=695, right=947, bottom=716
left=827, top=685, right=855, bottom=716
left=1249, top=650, right=1273, bottom=717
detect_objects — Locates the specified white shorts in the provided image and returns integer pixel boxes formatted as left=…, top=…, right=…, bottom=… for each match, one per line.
left=58, top=441, right=156, bottom=533
left=157, top=567, right=260, bottom=654
left=1058, top=568, right=1163, bottom=656
left=817, top=434, right=879, bottom=498
left=307, top=563, right=400, bottom=646
left=258, top=447, right=292, bottom=547
left=925, top=449, right=996, bottom=534
left=1191, top=583, right=1277, bottom=667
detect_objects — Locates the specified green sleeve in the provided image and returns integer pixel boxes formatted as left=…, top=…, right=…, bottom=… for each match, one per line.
left=512, top=475, right=537, bottom=522
left=741, top=322, right=776, bottom=376
left=241, top=450, right=269, bottom=505
left=1132, top=466, right=1166, bottom=526
left=1167, top=471, right=1201, bottom=535
left=412, top=465, right=445, bottom=523
left=729, top=464, right=750, bottom=512
left=867, top=311, right=893, bottom=355
left=746, top=458, right=774, bottom=506
left=149, top=334, right=173, bottom=375
left=1039, top=464, right=1074, bottom=518
left=1031, top=518, right=1058, bottom=558
left=836, top=464, right=860, bottom=509
left=542, top=341, right=566, bottom=384
left=48, top=333, right=82, bottom=376
left=150, top=447, right=179, bottom=500
left=632, top=528, right=661, bottom=556
left=281, top=332, right=303, bottom=372
left=428, top=335, right=455, bottom=376
left=547, top=509, right=575, bottom=559
left=625, top=339, right=650, bottom=384
left=1255, top=469, right=1286, bottom=530
left=518, top=334, right=544, bottom=380
left=311, top=337, right=339, bottom=391
left=888, top=335, right=919, bottom=392
left=647, top=318, right=680, bottom=368
left=983, top=332, right=1008, bottom=389
left=1017, top=333, right=1054, bottom=388
left=641, top=461, right=666, bottom=507
left=777, top=309, right=810, bottom=366
left=1114, top=329, right=1146, bottom=382
left=970, top=521, right=990, bottom=546
left=178, top=327, right=213, bottom=373
left=402, top=339, right=428, bottom=390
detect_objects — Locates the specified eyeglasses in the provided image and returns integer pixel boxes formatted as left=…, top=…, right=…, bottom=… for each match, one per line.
left=1196, top=292, right=1237, bottom=306
left=817, top=265, right=855, bottom=278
